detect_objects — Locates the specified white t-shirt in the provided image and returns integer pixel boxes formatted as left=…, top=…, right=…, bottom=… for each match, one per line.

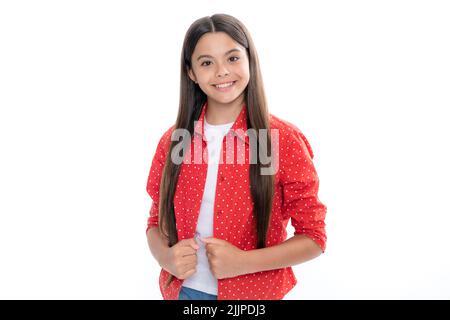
left=181, top=117, right=234, bottom=295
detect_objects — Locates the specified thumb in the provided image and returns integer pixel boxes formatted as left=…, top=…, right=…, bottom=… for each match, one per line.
left=189, top=237, right=200, bottom=250
left=201, top=237, right=218, bottom=244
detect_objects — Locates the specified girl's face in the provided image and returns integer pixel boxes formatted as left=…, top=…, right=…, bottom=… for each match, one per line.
left=188, top=32, right=250, bottom=105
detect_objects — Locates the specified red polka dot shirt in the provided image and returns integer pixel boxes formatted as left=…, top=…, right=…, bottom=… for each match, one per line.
left=146, top=101, right=327, bottom=300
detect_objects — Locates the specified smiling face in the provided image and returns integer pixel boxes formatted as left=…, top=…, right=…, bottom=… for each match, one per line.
left=188, top=32, right=250, bottom=107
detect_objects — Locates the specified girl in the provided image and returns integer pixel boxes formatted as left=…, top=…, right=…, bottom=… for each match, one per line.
left=145, top=13, right=327, bottom=300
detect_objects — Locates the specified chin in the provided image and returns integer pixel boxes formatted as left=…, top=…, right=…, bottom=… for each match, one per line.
left=213, top=96, right=239, bottom=105
left=209, top=91, right=245, bottom=104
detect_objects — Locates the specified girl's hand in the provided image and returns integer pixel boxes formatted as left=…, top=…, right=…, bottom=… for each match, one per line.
left=201, top=237, right=247, bottom=279
left=160, top=238, right=199, bottom=280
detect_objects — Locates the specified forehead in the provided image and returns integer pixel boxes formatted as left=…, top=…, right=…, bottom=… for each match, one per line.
left=193, top=32, right=244, bottom=56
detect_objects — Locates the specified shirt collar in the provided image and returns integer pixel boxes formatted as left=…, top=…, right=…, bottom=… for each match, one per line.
left=194, top=100, right=249, bottom=145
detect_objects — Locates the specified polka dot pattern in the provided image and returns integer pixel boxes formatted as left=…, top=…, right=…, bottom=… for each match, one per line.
left=146, top=101, right=327, bottom=300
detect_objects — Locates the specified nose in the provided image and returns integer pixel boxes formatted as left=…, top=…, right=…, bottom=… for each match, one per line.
left=216, top=62, right=230, bottom=78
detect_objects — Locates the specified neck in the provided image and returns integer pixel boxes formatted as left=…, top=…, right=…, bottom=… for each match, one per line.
left=205, top=95, right=245, bottom=125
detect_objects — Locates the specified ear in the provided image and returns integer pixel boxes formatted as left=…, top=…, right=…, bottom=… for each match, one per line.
left=187, top=68, right=197, bottom=83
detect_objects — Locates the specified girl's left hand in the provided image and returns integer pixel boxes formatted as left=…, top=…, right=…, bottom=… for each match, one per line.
left=200, top=237, right=247, bottom=279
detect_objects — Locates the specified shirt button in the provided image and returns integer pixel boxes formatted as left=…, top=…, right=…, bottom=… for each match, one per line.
left=217, top=209, right=223, bottom=215
left=220, top=175, right=225, bottom=182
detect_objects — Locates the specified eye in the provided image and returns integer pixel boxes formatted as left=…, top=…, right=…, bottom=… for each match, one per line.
left=200, top=56, right=240, bottom=67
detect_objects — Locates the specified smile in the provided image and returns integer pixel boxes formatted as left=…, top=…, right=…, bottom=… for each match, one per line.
left=212, top=81, right=237, bottom=92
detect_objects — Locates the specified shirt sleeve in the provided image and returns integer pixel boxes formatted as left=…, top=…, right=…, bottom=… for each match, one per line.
left=145, top=126, right=173, bottom=234
left=280, top=126, right=327, bottom=253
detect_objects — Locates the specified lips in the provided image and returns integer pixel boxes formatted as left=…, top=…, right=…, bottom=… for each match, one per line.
left=213, top=81, right=236, bottom=86
left=212, top=80, right=237, bottom=92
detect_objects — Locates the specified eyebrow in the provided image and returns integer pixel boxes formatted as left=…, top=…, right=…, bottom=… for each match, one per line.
left=196, top=48, right=242, bottom=61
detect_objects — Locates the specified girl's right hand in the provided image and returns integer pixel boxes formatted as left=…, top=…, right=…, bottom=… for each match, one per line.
left=160, top=238, right=199, bottom=280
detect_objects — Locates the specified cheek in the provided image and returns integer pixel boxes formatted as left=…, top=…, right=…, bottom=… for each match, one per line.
left=196, top=74, right=208, bottom=84
left=237, top=65, right=250, bottom=83
left=192, top=67, right=209, bottom=84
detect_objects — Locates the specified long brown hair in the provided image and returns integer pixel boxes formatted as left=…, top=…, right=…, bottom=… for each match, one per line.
left=158, top=13, right=275, bottom=288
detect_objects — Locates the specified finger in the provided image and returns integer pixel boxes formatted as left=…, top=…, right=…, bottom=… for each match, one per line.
left=180, top=246, right=197, bottom=257
left=206, top=254, right=215, bottom=270
left=180, top=268, right=196, bottom=279
left=205, top=243, right=215, bottom=254
left=189, top=238, right=200, bottom=250
left=206, top=251, right=214, bottom=260
left=179, top=238, right=199, bottom=250
left=181, top=262, right=197, bottom=272
left=184, top=254, right=197, bottom=264
left=201, top=237, right=221, bottom=245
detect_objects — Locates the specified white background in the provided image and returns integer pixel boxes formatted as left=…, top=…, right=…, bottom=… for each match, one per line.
left=0, top=0, right=449, bottom=299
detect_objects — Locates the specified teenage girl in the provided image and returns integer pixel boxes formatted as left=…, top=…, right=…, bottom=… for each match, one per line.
left=146, top=13, right=327, bottom=300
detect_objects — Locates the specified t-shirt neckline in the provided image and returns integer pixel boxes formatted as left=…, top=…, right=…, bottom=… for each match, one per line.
left=204, top=117, right=234, bottom=128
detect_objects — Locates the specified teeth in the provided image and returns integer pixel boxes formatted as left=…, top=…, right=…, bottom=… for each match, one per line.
left=215, top=81, right=234, bottom=88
